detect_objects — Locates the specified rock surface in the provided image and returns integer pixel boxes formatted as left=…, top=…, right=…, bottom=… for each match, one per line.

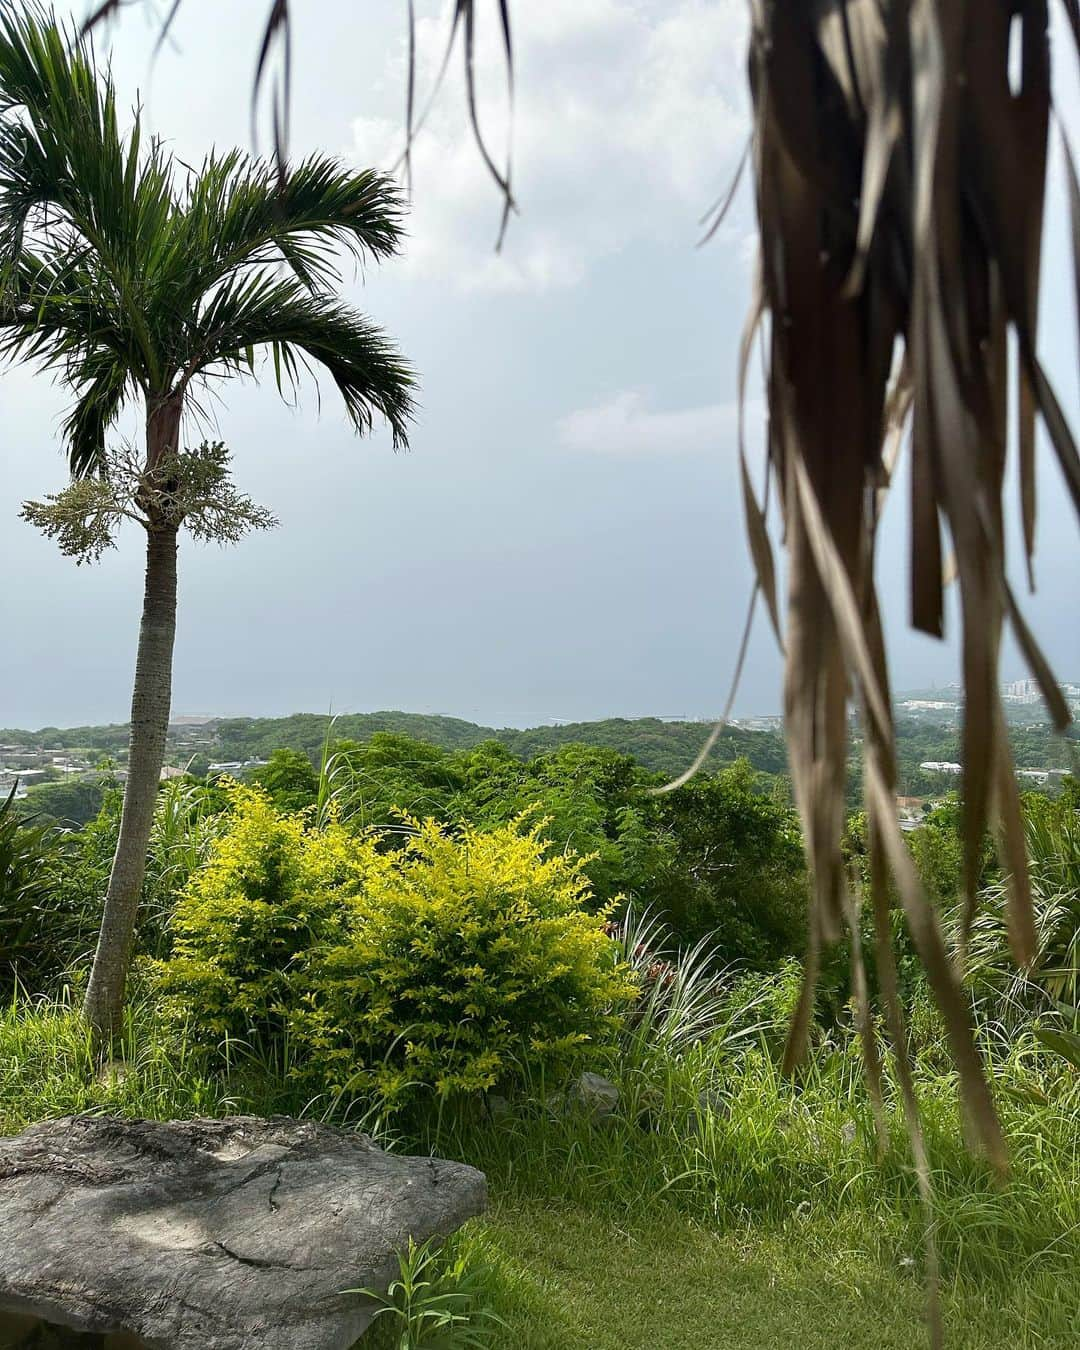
left=564, top=1072, right=619, bottom=1121
left=0, top=1114, right=486, bottom=1350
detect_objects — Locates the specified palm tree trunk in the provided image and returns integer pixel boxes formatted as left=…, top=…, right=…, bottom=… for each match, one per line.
left=85, top=394, right=182, bottom=1045
left=84, top=524, right=178, bottom=1042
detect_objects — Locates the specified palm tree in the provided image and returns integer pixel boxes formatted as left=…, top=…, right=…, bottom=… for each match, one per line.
left=0, top=9, right=415, bottom=1042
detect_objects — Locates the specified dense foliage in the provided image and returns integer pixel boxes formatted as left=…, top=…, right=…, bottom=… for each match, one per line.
left=0, top=787, right=68, bottom=995
left=251, top=734, right=807, bottom=965
left=17, top=773, right=114, bottom=827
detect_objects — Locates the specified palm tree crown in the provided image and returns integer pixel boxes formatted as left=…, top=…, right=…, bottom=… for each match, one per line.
left=0, top=5, right=414, bottom=475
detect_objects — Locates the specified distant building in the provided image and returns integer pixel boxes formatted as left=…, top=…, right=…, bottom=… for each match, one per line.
left=207, top=759, right=267, bottom=776
left=1017, top=768, right=1050, bottom=785
left=0, top=768, right=47, bottom=786
left=920, top=761, right=962, bottom=774
left=51, top=757, right=90, bottom=775
left=1003, top=678, right=1042, bottom=705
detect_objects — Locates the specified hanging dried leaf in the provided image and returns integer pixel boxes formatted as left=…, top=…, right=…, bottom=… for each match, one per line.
left=746, top=0, right=1078, bottom=1217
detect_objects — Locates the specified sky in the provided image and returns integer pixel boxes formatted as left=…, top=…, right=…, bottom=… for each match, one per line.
left=2, top=0, right=1078, bottom=731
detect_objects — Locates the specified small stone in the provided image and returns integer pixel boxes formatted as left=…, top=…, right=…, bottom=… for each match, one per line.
left=485, top=1094, right=511, bottom=1121
left=95, top=1058, right=132, bottom=1088
left=564, top=1072, right=619, bottom=1121
left=697, top=1089, right=730, bottom=1120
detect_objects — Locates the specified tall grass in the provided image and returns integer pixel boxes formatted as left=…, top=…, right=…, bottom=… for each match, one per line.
left=411, top=968, right=1080, bottom=1293
left=3, top=971, right=1077, bottom=1310
left=0, top=990, right=231, bottom=1130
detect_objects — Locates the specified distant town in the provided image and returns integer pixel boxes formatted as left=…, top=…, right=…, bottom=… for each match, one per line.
left=0, top=713, right=269, bottom=802
left=897, top=677, right=1080, bottom=720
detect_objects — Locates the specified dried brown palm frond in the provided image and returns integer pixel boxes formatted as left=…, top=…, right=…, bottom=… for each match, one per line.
left=743, top=0, right=1079, bottom=1182
left=82, top=0, right=517, bottom=244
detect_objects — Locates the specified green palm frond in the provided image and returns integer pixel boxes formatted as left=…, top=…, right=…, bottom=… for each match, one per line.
left=1, top=246, right=140, bottom=473
left=174, top=150, right=406, bottom=296
left=0, top=4, right=174, bottom=283
left=61, top=353, right=135, bottom=477
left=186, top=268, right=414, bottom=447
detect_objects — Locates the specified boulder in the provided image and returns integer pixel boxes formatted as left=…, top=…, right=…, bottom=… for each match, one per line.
left=0, top=1114, right=486, bottom=1350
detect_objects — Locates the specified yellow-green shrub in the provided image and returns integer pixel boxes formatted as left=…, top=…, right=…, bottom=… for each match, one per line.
left=158, top=787, right=382, bottom=1042
left=158, top=796, right=635, bottom=1108
left=302, top=817, right=636, bottom=1106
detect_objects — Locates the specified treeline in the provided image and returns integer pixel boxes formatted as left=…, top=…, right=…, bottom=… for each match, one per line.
left=0, top=723, right=129, bottom=752
left=211, top=713, right=791, bottom=779
left=3, top=711, right=792, bottom=779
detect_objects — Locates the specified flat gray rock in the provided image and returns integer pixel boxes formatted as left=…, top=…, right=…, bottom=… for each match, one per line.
left=0, top=1114, right=486, bottom=1349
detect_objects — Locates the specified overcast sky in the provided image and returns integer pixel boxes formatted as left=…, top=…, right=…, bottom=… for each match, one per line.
left=2, top=0, right=1078, bottom=731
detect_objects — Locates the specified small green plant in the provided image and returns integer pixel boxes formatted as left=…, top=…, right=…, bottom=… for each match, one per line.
left=613, top=905, right=740, bottom=1063
left=960, top=794, right=1079, bottom=1020
left=347, top=1234, right=506, bottom=1350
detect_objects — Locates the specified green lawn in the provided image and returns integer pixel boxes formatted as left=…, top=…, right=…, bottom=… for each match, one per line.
left=468, top=1201, right=1078, bottom=1350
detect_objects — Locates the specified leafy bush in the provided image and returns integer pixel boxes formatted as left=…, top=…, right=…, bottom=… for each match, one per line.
left=450, top=742, right=661, bottom=907
left=322, top=734, right=465, bottom=832
left=159, top=796, right=634, bottom=1108
left=248, top=747, right=320, bottom=813
left=159, top=788, right=378, bottom=1043
left=306, top=817, right=635, bottom=1104
left=17, top=772, right=115, bottom=827
left=648, top=762, right=807, bottom=959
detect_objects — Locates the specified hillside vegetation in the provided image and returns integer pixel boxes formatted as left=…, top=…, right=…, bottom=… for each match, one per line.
left=6, top=708, right=1075, bottom=787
